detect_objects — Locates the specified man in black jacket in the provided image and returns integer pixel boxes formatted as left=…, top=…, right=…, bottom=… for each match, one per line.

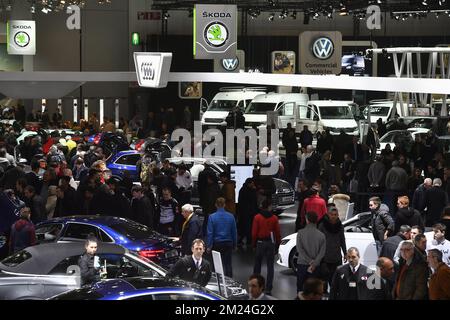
left=395, top=196, right=424, bottom=233
left=78, top=236, right=106, bottom=286
left=318, top=206, right=347, bottom=288
left=130, top=185, right=155, bottom=230
left=282, top=123, right=298, bottom=176
left=166, top=239, right=212, bottom=287
left=369, top=196, right=395, bottom=252
left=25, top=161, right=42, bottom=195
left=330, top=247, right=373, bottom=300
left=23, top=185, right=46, bottom=224
left=380, top=225, right=411, bottom=260
left=179, top=204, right=203, bottom=256
left=424, top=178, right=448, bottom=226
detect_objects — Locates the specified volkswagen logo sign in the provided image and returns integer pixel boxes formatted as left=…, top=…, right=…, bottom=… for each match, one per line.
left=312, top=37, right=334, bottom=60
left=221, top=57, right=239, bottom=71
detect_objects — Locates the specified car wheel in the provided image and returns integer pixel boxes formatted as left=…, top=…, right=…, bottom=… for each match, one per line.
left=289, top=248, right=298, bottom=273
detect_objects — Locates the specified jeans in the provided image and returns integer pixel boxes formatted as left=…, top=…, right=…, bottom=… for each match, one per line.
left=213, top=242, right=233, bottom=278
left=253, top=241, right=275, bottom=292
left=297, top=263, right=319, bottom=293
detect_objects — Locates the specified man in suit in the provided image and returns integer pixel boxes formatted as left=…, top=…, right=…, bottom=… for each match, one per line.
left=329, top=247, right=372, bottom=300
left=166, top=239, right=212, bottom=287
left=179, top=204, right=203, bottom=256
left=247, top=274, right=275, bottom=300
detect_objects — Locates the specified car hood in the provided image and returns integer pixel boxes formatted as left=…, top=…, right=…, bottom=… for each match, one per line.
left=321, top=119, right=358, bottom=128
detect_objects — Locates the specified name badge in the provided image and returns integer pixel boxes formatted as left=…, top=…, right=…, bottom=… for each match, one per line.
left=349, top=282, right=357, bottom=288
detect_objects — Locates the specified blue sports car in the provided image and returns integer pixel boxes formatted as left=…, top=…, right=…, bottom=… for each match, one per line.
left=35, top=216, right=180, bottom=267
left=51, top=277, right=225, bottom=300
left=106, top=150, right=141, bottom=182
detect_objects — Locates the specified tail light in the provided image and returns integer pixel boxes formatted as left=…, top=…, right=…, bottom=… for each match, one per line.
left=139, top=249, right=165, bottom=258
left=135, top=140, right=144, bottom=151
left=93, top=134, right=102, bottom=145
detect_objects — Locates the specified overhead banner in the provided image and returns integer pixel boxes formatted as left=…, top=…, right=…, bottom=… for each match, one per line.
left=299, top=31, right=342, bottom=75
left=213, top=49, right=245, bottom=72
left=7, top=20, right=36, bottom=55
left=194, top=4, right=237, bottom=60
left=133, top=52, right=172, bottom=88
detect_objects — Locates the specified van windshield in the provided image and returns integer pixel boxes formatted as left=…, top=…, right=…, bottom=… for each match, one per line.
left=364, top=106, right=391, bottom=117
left=246, top=102, right=277, bottom=114
left=319, top=106, right=354, bottom=119
left=208, top=100, right=238, bottom=111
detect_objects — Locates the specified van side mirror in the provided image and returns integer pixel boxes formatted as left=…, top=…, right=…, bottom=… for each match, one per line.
left=201, top=105, right=208, bottom=112
left=313, top=114, right=319, bottom=121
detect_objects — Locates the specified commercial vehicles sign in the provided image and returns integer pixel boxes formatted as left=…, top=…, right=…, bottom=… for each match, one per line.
left=133, top=52, right=172, bottom=88
left=299, top=31, right=342, bottom=75
left=194, top=4, right=237, bottom=60
left=7, top=20, right=36, bottom=55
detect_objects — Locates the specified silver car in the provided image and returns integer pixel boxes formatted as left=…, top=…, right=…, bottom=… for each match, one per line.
left=0, top=242, right=246, bottom=300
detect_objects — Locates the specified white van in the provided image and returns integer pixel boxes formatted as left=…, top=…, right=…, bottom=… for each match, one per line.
left=244, top=93, right=309, bottom=130
left=201, top=87, right=266, bottom=129
left=306, top=100, right=359, bottom=135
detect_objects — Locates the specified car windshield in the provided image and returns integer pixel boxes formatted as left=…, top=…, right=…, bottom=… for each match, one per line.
left=109, top=221, right=160, bottom=241
left=380, top=131, right=409, bottom=143
left=245, top=102, right=277, bottom=114
left=208, top=100, right=237, bottom=111
left=319, top=106, right=354, bottom=119
left=364, top=106, right=390, bottom=117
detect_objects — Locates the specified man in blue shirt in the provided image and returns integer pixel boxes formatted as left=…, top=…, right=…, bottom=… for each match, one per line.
left=207, top=197, right=237, bottom=277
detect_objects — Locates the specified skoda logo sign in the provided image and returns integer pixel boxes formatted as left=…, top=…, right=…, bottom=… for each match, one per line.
left=204, top=22, right=228, bottom=47
left=221, top=57, right=239, bottom=71
left=312, top=37, right=334, bottom=60
left=14, top=31, right=30, bottom=48
left=141, top=62, right=155, bottom=81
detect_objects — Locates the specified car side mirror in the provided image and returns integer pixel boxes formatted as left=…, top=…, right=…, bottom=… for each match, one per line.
left=201, top=105, right=208, bottom=112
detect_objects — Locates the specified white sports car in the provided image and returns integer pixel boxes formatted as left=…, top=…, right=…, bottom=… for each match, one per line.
left=278, top=212, right=380, bottom=272
left=278, top=212, right=434, bottom=272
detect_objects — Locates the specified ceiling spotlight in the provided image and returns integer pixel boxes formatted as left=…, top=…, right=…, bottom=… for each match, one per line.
left=268, top=13, right=275, bottom=21
left=163, top=11, right=170, bottom=20
left=291, top=11, right=297, bottom=19
left=312, top=12, right=319, bottom=20
left=327, top=11, right=333, bottom=19
left=30, top=5, right=36, bottom=13
left=377, top=0, right=382, bottom=3
left=422, top=0, right=428, bottom=5
left=303, top=12, right=310, bottom=24
left=339, top=8, right=348, bottom=16
left=41, top=6, right=51, bottom=14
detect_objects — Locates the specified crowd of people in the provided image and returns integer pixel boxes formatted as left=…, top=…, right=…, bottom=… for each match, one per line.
left=1, top=107, right=450, bottom=300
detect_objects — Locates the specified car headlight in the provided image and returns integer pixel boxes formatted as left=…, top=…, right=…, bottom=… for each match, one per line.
left=280, top=239, right=290, bottom=246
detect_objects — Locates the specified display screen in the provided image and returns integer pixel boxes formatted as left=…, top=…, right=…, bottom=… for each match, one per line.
left=341, top=54, right=366, bottom=76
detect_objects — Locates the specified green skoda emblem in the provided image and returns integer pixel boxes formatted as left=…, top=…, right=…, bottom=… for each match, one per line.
left=204, top=22, right=228, bottom=47
left=14, top=31, right=30, bottom=47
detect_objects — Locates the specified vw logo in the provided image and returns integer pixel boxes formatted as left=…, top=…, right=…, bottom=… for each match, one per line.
left=221, top=57, right=239, bottom=71
left=140, top=62, right=155, bottom=81
left=312, top=37, right=334, bottom=60
left=204, top=22, right=228, bottom=47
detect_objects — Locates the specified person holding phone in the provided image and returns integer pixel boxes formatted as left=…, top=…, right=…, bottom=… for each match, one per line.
left=78, top=235, right=106, bottom=286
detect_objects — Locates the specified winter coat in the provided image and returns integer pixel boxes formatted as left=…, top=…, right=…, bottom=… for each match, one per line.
left=370, top=204, right=394, bottom=243
left=380, top=234, right=407, bottom=260
left=412, top=184, right=427, bottom=212
left=78, top=253, right=100, bottom=286
left=296, top=224, right=326, bottom=267
left=424, top=187, right=448, bottom=226
left=429, top=263, right=450, bottom=300
left=393, top=257, right=428, bottom=300
left=180, top=214, right=203, bottom=256
left=9, top=218, right=36, bottom=254
left=385, top=166, right=408, bottom=191
left=368, top=161, right=385, bottom=186
left=394, top=207, right=424, bottom=234
left=251, top=210, right=281, bottom=247
left=318, top=215, right=346, bottom=264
